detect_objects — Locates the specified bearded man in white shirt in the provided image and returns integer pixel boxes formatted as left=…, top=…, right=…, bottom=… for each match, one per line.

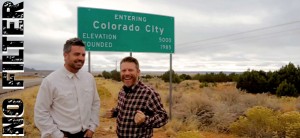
left=34, top=37, right=100, bottom=138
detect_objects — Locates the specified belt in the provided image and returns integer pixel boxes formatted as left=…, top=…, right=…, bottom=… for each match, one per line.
left=61, top=130, right=89, bottom=138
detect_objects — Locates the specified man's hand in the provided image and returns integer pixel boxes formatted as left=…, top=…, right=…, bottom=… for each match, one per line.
left=134, top=110, right=146, bottom=125
left=104, top=109, right=114, bottom=118
left=84, top=129, right=94, bottom=138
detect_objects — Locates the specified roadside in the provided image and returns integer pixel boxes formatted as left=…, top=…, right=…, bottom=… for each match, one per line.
left=0, top=77, right=43, bottom=97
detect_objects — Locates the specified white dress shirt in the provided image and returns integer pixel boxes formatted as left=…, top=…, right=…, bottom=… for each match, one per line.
left=34, top=67, right=100, bottom=138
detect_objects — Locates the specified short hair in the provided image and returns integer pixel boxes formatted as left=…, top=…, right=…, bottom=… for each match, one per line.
left=63, top=37, right=85, bottom=53
left=120, top=56, right=140, bottom=70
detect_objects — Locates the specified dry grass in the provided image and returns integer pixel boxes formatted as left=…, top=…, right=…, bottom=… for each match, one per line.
left=162, top=79, right=298, bottom=136
left=0, top=78, right=298, bottom=138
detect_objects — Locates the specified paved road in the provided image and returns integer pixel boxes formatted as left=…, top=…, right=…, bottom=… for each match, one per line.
left=0, top=78, right=43, bottom=94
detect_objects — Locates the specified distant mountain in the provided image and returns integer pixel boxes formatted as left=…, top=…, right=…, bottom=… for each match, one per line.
left=24, top=67, right=36, bottom=72
left=0, top=60, right=36, bottom=72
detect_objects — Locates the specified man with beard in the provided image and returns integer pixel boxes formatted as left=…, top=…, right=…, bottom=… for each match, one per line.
left=105, top=56, right=168, bottom=138
left=34, top=38, right=100, bottom=138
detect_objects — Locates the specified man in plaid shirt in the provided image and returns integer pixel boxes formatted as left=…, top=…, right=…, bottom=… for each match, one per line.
left=106, top=56, right=168, bottom=138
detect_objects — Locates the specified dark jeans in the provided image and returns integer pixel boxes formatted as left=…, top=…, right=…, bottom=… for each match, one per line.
left=61, top=130, right=88, bottom=138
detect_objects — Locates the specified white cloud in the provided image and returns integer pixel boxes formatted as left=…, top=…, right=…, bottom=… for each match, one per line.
left=48, top=1, right=73, bottom=19
left=2, top=0, right=300, bottom=72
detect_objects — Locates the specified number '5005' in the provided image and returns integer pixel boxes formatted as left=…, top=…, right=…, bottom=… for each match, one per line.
left=159, top=37, right=172, bottom=43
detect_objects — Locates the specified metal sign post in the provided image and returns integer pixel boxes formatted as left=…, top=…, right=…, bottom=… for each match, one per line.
left=169, top=53, right=172, bottom=119
left=88, top=51, right=91, bottom=73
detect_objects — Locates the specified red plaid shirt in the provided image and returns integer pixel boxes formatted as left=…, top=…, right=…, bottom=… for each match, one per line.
left=112, top=81, right=168, bottom=138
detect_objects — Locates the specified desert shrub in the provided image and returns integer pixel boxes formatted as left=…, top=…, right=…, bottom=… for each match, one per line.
left=230, top=106, right=300, bottom=138
left=164, top=118, right=200, bottom=137
left=176, top=131, right=203, bottom=138
left=161, top=70, right=181, bottom=83
left=296, top=97, right=300, bottom=111
left=210, top=103, right=237, bottom=133
left=165, top=118, right=184, bottom=132
left=192, top=73, right=201, bottom=80
left=275, top=63, right=300, bottom=95
left=171, top=91, right=183, bottom=105
left=229, top=106, right=279, bottom=137
left=173, top=93, right=214, bottom=128
left=237, top=92, right=258, bottom=107
left=179, top=74, right=192, bottom=80
left=189, top=101, right=213, bottom=125
left=182, top=116, right=202, bottom=131
left=278, top=96, right=298, bottom=112
left=196, top=72, right=233, bottom=83
left=241, top=93, right=281, bottom=111
left=174, top=80, right=200, bottom=92
left=102, top=70, right=111, bottom=79
left=211, top=82, right=217, bottom=87
left=286, top=123, right=300, bottom=138
left=211, top=90, right=251, bottom=132
left=256, top=94, right=281, bottom=111
left=230, top=92, right=281, bottom=113
left=236, top=70, right=269, bottom=93
left=236, top=63, right=300, bottom=96
left=199, top=82, right=208, bottom=88
left=217, top=89, right=240, bottom=106
left=276, top=80, right=298, bottom=97
left=170, top=80, right=298, bottom=135
left=111, top=70, right=121, bottom=81
left=277, top=111, right=300, bottom=137
left=97, top=85, right=112, bottom=98
left=144, top=74, right=153, bottom=79
left=165, top=128, right=176, bottom=138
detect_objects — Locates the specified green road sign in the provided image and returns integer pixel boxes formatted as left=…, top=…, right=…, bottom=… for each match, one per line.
left=77, top=7, right=174, bottom=53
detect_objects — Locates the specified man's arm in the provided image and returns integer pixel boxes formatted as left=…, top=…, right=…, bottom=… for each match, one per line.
left=88, top=80, right=101, bottom=132
left=143, top=91, right=168, bottom=128
left=34, top=79, right=64, bottom=138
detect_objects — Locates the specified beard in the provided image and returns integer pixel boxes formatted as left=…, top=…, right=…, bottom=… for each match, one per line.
left=70, top=60, right=84, bottom=70
left=121, top=74, right=138, bottom=87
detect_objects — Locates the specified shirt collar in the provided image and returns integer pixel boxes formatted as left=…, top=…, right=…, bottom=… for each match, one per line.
left=63, top=67, right=80, bottom=79
left=129, top=81, right=141, bottom=89
left=123, top=81, right=142, bottom=93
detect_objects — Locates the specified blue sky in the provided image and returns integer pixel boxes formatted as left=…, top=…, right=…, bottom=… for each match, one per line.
left=1, top=0, right=300, bottom=72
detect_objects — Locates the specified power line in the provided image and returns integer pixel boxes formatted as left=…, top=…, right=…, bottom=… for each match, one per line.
left=177, top=27, right=300, bottom=50
left=177, top=20, right=300, bottom=46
